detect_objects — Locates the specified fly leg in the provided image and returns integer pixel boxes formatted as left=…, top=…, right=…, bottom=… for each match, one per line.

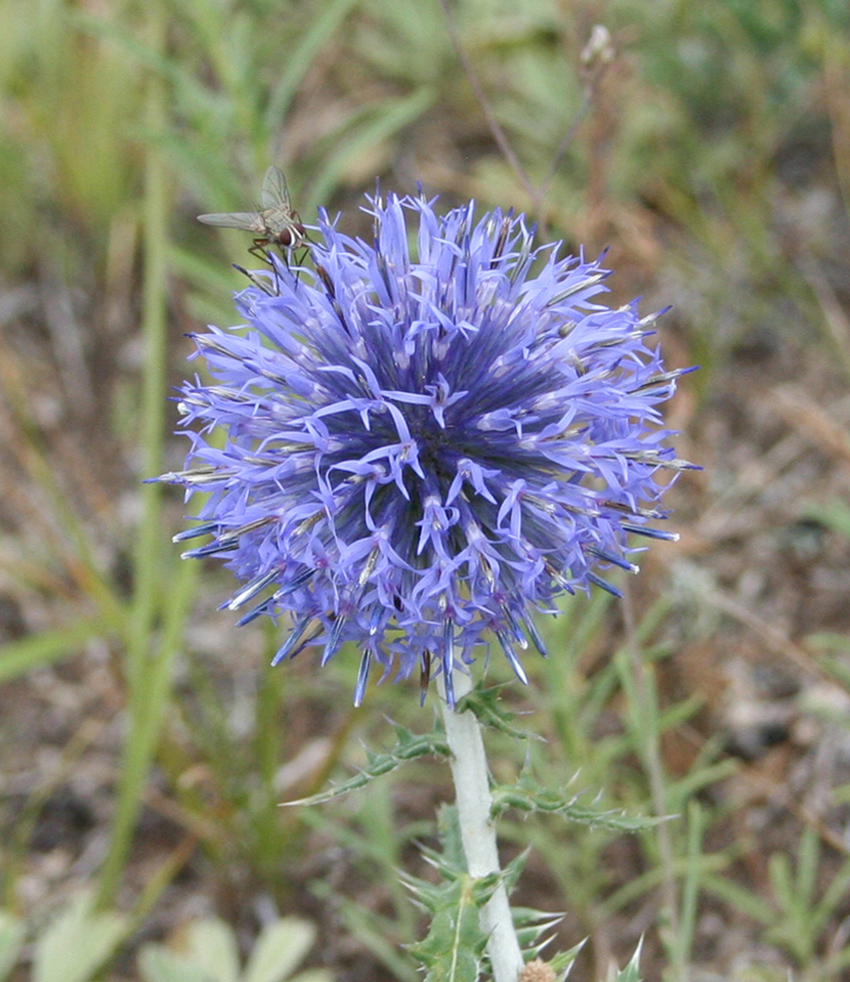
left=249, top=239, right=274, bottom=265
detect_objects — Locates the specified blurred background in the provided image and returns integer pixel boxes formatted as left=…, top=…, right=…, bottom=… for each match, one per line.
left=1, top=0, right=850, bottom=980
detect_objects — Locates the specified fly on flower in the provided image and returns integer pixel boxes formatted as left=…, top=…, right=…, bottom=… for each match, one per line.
left=198, top=165, right=306, bottom=262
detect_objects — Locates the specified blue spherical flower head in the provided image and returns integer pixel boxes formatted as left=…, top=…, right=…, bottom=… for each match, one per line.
left=163, top=192, right=694, bottom=707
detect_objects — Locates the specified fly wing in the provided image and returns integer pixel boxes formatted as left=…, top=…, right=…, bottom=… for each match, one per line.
left=260, top=165, right=291, bottom=211
left=197, top=211, right=267, bottom=233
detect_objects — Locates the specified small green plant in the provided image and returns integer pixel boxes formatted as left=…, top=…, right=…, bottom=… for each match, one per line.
left=762, top=825, right=850, bottom=969
left=0, top=893, right=127, bottom=982
left=0, top=912, right=25, bottom=982
left=138, top=915, right=331, bottom=982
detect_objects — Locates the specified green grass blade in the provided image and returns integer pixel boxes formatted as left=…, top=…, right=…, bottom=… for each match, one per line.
left=96, top=0, right=182, bottom=906
left=0, top=614, right=119, bottom=683
left=305, top=88, right=435, bottom=208
left=265, top=0, right=362, bottom=131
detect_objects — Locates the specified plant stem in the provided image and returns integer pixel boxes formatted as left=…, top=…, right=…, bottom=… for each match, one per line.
left=439, top=670, right=524, bottom=982
left=97, top=0, right=174, bottom=906
left=621, top=584, right=682, bottom=976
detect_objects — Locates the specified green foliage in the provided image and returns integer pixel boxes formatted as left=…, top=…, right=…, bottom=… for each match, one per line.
left=804, top=501, right=850, bottom=540
left=615, top=941, right=645, bottom=982
left=281, top=721, right=450, bottom=806
left=0, top=913, right=25, bottom=982
left=138, top=916, right=330, bottom=982
left=0, top=0, right=141, bottom=272
left=403, top=808, right=499, bottom=982
left=29, top=894, right=126, bottom=982
left=491, top=773, right=669, bottom=833
left=702, top=824, right=850, bottom=974
left=0, top=906, right=384, bottom=982
left=497, top=850, right=583, bottom=973
left=762, top=826, right=850, bottom=967
left=456, top=684, right=544, bottom=743
left=304, top=776, right=424, bottom=982
left=405, top=870, right=495, bottom=982
left=404, top=813, right=589, bottom=980
left=0, top=898, right=127, bottom=982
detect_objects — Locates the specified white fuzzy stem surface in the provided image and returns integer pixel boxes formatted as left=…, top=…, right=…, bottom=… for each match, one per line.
left=439, top=670, right=524, bottom=982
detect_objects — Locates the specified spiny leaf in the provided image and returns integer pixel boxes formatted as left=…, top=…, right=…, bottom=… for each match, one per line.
left=510, top=906, right=564, bottom=962
left=501, top=847, right=531, bottom=895
left=416, top=814, right=572, bottom=970
left=613, top=939, right=643, bottom=982
left=421, top=805, right=469, bottom=876
left=456, top=684, right=542, bottom=742
left=510, top=942, right=586, bottom=982
left=403, top=806, right=501, bottom=982
left=404, top=871, right=497, bottom=982
left=485, top=852, right=574, bottom=968
left=490, top=782, right=670, bottom=832
left=280, top=722, right=450, bottom=806
left=546, top=938, right=587, bottom=979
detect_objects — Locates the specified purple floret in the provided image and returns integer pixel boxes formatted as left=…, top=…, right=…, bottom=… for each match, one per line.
left=161, top=192, right=694, bottom=706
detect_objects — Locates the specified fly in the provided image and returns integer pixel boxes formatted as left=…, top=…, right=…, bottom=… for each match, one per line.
left=198, top=165, right=306, bottom=262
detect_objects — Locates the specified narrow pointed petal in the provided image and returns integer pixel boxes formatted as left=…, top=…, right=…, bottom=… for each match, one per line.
left=354, top=649, right=372, bottom=707
left=271, top=616, right=312, bottom=667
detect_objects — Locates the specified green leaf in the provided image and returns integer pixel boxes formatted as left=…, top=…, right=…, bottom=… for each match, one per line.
left=0, top=615, right=115, bottom=683
left=433, top=804, right=468, bottom=874
left=457, top=684, right=543, bottom=743
left=265, top=0, right=362, bottom=129
left=183, top=920, right=241, bottom=982
left=701, top=874, right=776, bottom=926
left=490, top=782, right=669, bottom=832
left=803, top=501, right=850, bottom=539
left=509, top=904, right=564, bottom=962
left=289, top=972, right=334, bottom=982
left=403, top=816, right=498, bottom=982
left=281, top=723, right=449, bottom=806
left=305, top=88, right=435, bottom=208
left=32, top=893, right=127, bottom=982
left=547, top=939, right=587, bottom=978
left=406, top=873, right=495, bottom=982
left=242, top=917, right=316, bottom=982
left=0, top=913, right=25, bottom=982
left=614, top=939, right=644, bottom=982
left=137, top=945, right=216, bottom=982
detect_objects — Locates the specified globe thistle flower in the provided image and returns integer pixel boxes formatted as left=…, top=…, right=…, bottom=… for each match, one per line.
left=161, top=192, right=693, bottom=707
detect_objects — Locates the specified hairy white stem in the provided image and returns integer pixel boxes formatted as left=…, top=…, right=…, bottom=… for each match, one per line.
left=439, top=670, right=524, bottom=982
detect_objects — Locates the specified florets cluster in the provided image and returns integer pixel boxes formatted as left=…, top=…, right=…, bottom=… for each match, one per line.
left=162, top=193, right=692, bottom=706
